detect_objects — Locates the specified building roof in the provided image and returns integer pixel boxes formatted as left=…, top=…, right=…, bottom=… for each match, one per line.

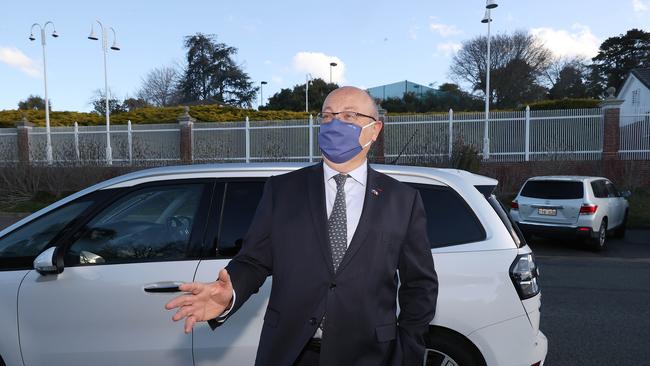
left=630, top=68, right=650, bottom=89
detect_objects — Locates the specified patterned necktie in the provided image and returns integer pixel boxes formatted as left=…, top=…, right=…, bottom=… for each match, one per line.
left=328, top=173, right=348, bottom=272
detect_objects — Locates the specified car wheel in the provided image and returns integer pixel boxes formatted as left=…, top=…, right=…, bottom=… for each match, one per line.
left=425, top=329, right=486, bottom=366
left=590, top=219, right=607, bottom=251
left=614, top=211, right=627, bottom=238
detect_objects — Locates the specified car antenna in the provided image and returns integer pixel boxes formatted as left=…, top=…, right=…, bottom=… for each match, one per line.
left=390, top=129, right=418, bottom=165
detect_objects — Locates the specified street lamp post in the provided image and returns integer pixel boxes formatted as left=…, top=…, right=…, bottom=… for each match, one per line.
left=329, top=62, right=337, bottom=83
left=305, top=73, right=313, bottom=113
left=88, top=20, right=120, bottom=165
left=260, top=81, right=268, bottom=108
left=29, top=21, right=59, bottom=165
left=481, top=0, right=498, bottom=160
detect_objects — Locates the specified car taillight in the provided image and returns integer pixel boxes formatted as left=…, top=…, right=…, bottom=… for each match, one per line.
left=509, top=253, right=540, bottom=300
left=579, top=204, right=598, bottom=215
left=511, top=200, right=519, bottom=210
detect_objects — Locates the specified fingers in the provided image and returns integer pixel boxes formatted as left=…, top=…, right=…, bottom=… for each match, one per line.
left=179, top=282, right=203, bottom=294
left=172, top=303, right=197, bottom=322
left=217, top=268, right=231, bottom=286
left=165, top=294, right=198, bottom=310
left=185, top=315, right=197, bottom=334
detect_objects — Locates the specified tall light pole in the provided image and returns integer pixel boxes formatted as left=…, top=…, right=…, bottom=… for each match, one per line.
left=29, top=21, right=59, bottom=165
left=260, top=81, right=268, bottom=108
left=88, top=20, right=120, bottom=165
left=481, top=0, right=498, bottom=160
left=305, top=73, right=313, bottom=113
left=329, top=62, right=337, bottom=84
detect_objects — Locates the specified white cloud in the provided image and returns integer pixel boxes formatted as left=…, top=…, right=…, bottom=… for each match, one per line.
left=271, top=75, right=283, bottom=84
left=530, top=24, right=600, bottom=58
left=436, top=42, right=462, bottom=57
left=409, top=25, right=420, bottom=40
left=429, top=17, right=461, bottom=37
left=292, top=52, right=346, bottom=84
left=264, top=59, right=272, bottom=65
left=0, top=47, right=40, bottom=77
left=633, top=0, right=648, bottom=12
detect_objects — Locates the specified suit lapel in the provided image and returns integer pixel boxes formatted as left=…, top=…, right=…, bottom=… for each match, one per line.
left=336, top=165, right=382, bottom=275
left=307, top=162, right=335, bottom=275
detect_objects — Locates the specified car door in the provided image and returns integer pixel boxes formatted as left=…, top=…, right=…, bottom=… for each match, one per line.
left=17, top=179, right=214, bottom=366
left=604, top=181, right=622, bottom=227
left=193, top=179, right=268, bottom=366
left=0, top=194, right=103, bottom=366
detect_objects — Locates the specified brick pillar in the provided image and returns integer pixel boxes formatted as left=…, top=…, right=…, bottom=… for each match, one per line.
left=599, top=96, right=624, bottom=180
left=372, top=107, right=387, bottom=164
left=15, top=117, right=34, bottom=164
left=178, top=106, right=195, bottom=164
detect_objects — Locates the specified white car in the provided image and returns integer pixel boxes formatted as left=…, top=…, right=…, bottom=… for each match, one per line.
left=510, top=175, right=630, bottom=251
left=0, top=163, right=547, bottom=366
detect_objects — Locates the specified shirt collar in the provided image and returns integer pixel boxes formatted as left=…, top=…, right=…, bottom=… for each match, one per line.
left=323, top=160, right=368, bottom=187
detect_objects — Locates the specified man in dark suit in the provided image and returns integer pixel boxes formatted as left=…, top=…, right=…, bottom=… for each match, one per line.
left=166, top=86, right=438, bottom=366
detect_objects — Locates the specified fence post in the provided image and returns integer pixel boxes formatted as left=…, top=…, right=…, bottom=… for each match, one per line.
left=15, top=116, right=33, bottom=164
left=525, top=105, right=530, bottom=161
left=599, top=89, right=624, bottom=180
left=448, top=108, right=453, bottom=160
left=245, top=116, right=250, bottom=163
left=308, top=114, right=314, bottom=162
left=74, top=122, right=80, bottom=161
left=127, top=120, right=133, bottom=165
left=178, top=106, right=195, bottom=164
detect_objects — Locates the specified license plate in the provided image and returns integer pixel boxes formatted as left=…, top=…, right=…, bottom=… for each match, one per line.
left=538, top=208, right=557, bottom=216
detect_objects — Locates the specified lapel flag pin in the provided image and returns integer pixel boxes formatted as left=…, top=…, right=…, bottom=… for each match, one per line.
left=371, top=188, right=380, bottom=196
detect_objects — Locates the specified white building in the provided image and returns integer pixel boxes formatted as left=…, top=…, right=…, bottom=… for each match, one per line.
left=617, top=68, right=650, bottom=126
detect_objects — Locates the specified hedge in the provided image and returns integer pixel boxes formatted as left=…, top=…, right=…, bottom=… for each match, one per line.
left=522, top=98, right=601, bottom=110
left=0, top=105, right=311, bottom=128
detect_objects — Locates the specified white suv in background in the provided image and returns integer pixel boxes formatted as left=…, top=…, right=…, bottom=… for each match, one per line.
left=510, top=175, right=630, bottom=251
left=0, top=163, right=547, bottom=366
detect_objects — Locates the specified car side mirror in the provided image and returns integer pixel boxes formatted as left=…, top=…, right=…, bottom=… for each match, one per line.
left=33, top=247, right=64, bottom=275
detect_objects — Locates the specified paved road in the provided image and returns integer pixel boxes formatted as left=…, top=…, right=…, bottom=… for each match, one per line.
left=531, top=231, right=650, bottom=366
left=1, top=213, right=648, bottom=365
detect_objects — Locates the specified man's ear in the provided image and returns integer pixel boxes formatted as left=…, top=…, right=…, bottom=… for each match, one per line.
left=372, top=121, right=383, bottom=141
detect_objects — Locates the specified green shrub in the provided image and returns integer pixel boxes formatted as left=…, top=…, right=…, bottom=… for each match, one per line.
left=523, top=98, right=601, bottom=110
left=0, top=106, right=311, bottom=128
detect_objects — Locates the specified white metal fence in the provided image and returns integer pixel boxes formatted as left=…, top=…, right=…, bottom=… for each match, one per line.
left=620, top=109, right=650, bottom=160
left=0, top=107, right=647, bottom=166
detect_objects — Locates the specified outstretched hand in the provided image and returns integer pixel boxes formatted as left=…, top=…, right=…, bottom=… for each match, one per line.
left=165, top=268, right=234, bottom=333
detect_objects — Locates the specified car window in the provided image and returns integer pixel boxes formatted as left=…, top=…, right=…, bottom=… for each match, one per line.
left=605, top=182, right=620, bottom=198
left=486, top=195, right=524, bottom=247
left=410, top=183, right=486, bottom=248
left=215, top=181, right=266, bottom=258
left=65, top=184, right=204, bottom=266
left=520, top=180, right=584, bottom=199
left=0, top=199, right=95, bottom=269
left=591, top=180, right=608, bottom=198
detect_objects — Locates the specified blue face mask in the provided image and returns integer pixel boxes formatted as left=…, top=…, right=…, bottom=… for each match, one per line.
left=318, top=119, right=376, bottom=164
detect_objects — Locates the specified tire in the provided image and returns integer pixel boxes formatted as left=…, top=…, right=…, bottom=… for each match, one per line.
left=589, top=219, right=607, bottom=251
left=614, top=211, right=628, bottom=238
left=425, top=328, right=486, bottom=366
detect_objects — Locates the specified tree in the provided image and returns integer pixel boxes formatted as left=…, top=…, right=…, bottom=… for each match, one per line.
left=589, top=28, right=650, bottom=96
left=264, top=78, right=338, bottom=111
left=137, top=66, right=180, bottom=107
left=90, top=89, right=126, bottom=115
left=547, top=59, right=589, bottom=99
left=177, top=33, right=258, bottom=108
left=449, top=30, right=552, bottom=108
left=122, top=97, right=150, bottom=112
left=18, top=95, right=50, bottom=111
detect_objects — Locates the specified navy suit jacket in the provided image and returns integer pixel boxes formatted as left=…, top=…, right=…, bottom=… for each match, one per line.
left=211, top=163, right=438, bottom=366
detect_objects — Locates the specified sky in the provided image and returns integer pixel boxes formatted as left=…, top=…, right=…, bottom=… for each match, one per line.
left=1, top=0, right=649, bottom=112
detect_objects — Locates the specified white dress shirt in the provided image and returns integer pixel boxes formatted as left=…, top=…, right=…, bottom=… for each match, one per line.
left=322, top=160, right=368, bottom=247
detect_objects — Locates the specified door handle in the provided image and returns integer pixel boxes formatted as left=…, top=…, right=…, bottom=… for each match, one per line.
left=144, top=281, right=184, bottom=293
